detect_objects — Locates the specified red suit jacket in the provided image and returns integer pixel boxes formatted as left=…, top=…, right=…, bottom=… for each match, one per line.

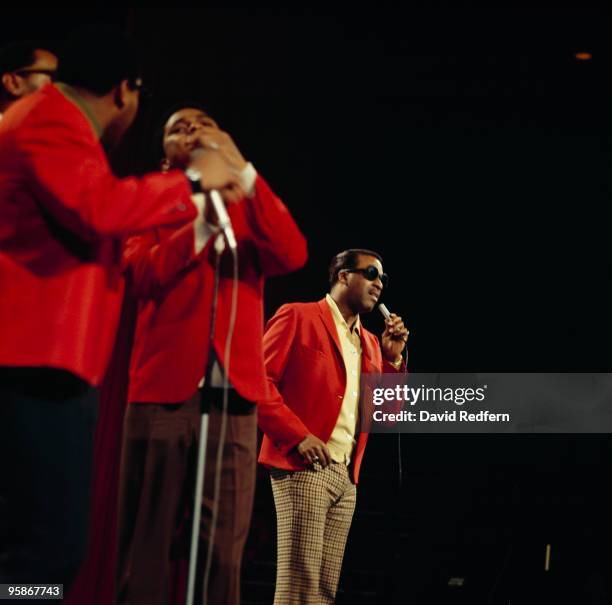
left=0, top=84, right=197, bottom=386
left=257, top=299, right=405, bottom=484
left=124, top=175, right=307, bottom=404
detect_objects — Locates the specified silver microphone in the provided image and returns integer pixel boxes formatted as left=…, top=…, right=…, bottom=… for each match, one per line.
left=379, top=303, right=409, bottom=345
left=187, top=148, right=237, bottom=251
left=209, top=189, right=237, bottom=250
left=378, top=303, right=391, bottom=320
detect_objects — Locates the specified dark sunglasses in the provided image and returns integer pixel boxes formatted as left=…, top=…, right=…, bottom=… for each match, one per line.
left=342, top=265, right=388, bottom=287
left=15, top=68, right=56, bottom=81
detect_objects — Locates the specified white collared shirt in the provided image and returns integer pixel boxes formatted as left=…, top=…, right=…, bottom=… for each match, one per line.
left=325, top=294, right=362, bottom=464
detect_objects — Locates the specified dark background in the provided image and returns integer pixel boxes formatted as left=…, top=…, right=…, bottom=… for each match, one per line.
left=6, top=4, right=612, bottom=603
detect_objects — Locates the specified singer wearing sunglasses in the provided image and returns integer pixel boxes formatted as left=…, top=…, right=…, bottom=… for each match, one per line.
left=257, top=248, right=408, bottom=604
left=0, top=41, right=57, bottom=118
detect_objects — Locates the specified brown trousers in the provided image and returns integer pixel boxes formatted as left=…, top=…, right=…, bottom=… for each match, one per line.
left=270, top=462, right=357, bottom=605
left=116, top=389, right=257, bottom=605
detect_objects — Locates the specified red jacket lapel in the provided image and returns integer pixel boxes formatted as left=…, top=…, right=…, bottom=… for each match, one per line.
left=316, top=298, right=343, bottom=359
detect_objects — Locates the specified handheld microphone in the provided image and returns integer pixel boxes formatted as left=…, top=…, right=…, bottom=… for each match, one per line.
left=378, top=303, right=391, bottom=321
left=209, top=190, right=237, bottom=250
left=380, top=303, right=409, bottom=345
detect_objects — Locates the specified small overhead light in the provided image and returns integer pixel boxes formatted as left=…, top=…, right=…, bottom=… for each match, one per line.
left=574, top=52, right=592, bottom=61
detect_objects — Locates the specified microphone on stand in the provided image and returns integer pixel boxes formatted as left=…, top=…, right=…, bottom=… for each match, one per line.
left=208, top=189, right=237, bottom=250
left=186, top=148, right=237, bottom=251
left=184, top=154, right=239, bottom=605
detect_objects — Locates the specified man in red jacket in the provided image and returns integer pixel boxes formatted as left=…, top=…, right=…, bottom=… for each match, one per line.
left=116, top=104, right=308, bottom=605
left=0, top=29, right=239, bottom=590
left=258, top=249, right=408, bottom=604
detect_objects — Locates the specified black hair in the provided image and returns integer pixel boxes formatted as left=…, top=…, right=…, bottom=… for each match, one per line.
left=0, top=40, right=44, bottom=74
left=57, top=25, right=142, bottom=96
left=328, top=249, right=383, bottom=287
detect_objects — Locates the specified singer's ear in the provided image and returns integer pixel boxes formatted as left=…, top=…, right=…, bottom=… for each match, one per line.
left=2, top=72, right=22, bottom=97
left=160, top=158, right=171, bottom=173
left=337, top=269, right=349, bottom=286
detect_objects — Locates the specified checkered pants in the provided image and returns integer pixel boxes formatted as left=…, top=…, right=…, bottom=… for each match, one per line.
left=270, top=462, right=357, bottom=604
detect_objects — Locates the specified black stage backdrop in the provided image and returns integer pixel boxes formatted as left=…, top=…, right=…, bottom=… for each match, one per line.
left=4, top=4, right=612, bottom=604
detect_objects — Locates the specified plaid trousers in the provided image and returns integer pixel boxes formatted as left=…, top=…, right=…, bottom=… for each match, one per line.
left=270, top=462, right=357, bottom=604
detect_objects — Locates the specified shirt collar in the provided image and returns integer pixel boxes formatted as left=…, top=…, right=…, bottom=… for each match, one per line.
left=55, top=82, right=103, bottom=139
left=325, top=293, right=361, bottom=335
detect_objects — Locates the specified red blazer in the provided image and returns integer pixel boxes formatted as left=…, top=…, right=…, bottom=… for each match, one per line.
left=124, top=175, right=307, bottom=404
left=257, top=299, right=405, bottom=484
left=0, top=84, right=197, bottom=386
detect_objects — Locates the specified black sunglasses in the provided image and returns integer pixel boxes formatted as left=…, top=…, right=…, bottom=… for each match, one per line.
left=342, top=265, right=388, bottom=287
left=15, top=68, right=57, bottom=81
